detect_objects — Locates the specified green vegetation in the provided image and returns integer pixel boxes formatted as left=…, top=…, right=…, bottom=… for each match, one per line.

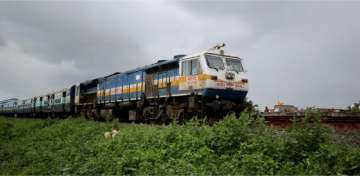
left=352, top=103, right=360, bottom=112
left=0, top=113, right=359, bottom=175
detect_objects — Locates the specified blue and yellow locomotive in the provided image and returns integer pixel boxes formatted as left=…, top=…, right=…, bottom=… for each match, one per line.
left=0, top=44, right=248, bottom=122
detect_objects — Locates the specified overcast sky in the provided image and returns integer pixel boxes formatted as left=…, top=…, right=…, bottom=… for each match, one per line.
left=0, top=1, right=359, bottom=109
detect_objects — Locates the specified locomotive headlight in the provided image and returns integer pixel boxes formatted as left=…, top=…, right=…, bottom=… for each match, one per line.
left=225, top=72, right=235, bottom=80
left=210, top=75, right=218, bottom=80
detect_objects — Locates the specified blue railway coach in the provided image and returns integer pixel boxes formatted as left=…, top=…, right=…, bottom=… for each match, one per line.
left=0, top=98, right=18, bottom=115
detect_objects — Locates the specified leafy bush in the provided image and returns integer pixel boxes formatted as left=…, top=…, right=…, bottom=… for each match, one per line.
left=0, top=113, right=359, bottom=175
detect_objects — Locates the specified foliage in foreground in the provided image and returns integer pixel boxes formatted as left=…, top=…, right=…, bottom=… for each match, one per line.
left=0, top=113, right=359, bottom=175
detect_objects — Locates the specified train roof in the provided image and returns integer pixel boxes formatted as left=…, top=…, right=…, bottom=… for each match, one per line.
left=0, top=98, right=18, bottom=104
left=85, top=46, right=240, bottom=82
left=143, top=58, right=180, bottom=70
left=97, top=56, right=182, bottom=80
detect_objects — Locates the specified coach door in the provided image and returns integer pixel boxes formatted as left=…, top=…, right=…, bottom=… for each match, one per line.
left=145, top=73, right=158, bottom=98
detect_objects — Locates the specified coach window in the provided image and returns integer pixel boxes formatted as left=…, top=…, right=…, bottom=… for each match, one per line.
left=182, top=60, right=191, bottom=76
left=182, top=57, right=202, bottom=76
left=191, top=59, right=201, bottom=75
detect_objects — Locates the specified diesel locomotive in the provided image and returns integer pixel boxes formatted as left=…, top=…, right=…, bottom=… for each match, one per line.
left=0, top=44, right=248, bottom=122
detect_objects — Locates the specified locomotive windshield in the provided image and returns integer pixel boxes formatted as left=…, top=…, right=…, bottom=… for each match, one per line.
left=226, top=58, right=244, bottom=73
left=205, top=54, right=225, bottom=71
left=205, top=54, right=244, bottom=73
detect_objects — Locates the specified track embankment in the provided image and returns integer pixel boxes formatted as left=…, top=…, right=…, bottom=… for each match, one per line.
left=264, top=112, right=360, bottom=131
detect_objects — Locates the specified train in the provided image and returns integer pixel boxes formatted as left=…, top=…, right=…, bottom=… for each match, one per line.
left=0, top=44, right=248, bottom=122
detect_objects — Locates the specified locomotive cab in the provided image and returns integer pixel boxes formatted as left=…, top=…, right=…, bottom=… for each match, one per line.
left=179, top=45, right=248, bottom=101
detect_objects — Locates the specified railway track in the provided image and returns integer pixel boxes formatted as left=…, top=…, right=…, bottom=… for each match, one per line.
left=264, top=111, right=360, bottom=131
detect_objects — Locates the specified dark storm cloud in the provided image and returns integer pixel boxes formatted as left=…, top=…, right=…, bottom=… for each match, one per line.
left=0, top=36, right=6, bottom=47
left=0, top=1, right=359, bottom=108
left=0, top=1, right=220, bottom=99
left=0, top=2, right=147, bottom=72
left=0, top=1, right=166, bottom=99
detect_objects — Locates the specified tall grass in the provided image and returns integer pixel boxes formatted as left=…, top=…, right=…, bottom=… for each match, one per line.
left=0, top=113, right=359, bottom=175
